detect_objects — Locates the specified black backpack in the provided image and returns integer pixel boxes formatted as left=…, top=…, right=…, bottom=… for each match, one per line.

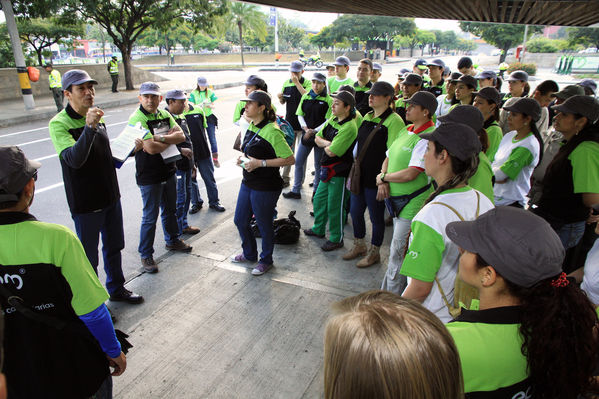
left=251, top=211, right=301, bottom=244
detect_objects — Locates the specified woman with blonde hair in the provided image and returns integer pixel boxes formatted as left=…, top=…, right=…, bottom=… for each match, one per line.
left=324, top=290, right=464, bottom=399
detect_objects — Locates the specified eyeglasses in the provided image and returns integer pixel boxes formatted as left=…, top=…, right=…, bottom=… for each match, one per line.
left=32, top=171, right=38, bottom=181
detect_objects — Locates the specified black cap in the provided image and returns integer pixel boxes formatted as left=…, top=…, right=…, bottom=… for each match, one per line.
left=243, top=90, right=271, bottom=108
left=398, top=68, right=410, bottom=76
left=552, top=85, right=585, bottom=100
left=446, top=207, right=564, bottom=288
left=414, top=59, right=428, bottom=70
left=338, top=85, right=356, bottom=97
left=426, top=59, right=445, bottom=68
left=366, top=81, right=395, bottom=97
left=438, top=105, right=484, bottom=132
left=551, top=95, right=599, bottom=124
left=402, top=73, right=423, bottom=86
left=332, top=90, right=356, bottom=108
left=503, top=97, right=542, bottom=122
left=419, top=122, right=482, bottom=161
left=455, top=75, right=477, bottom=89
left=0, top=146, right=41, bottom=202
left=474, top=87, right=502, bottom=105
left=111, top=55, right=117, bottom=59
left=449, top=72, right=462, bottom=81
left=506, top=70, right=529, bottom=82
left=457, top=57, right=473, bottom=69
left=405, top=91, right=438, bottom=116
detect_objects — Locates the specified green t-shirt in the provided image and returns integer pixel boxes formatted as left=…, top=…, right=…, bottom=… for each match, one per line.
left=128, top=107, right=177, bottom=139
left=386, top=123, right=434, bottom=219
left=233, top=100, right=277, bottom=123
left=570, top=141, right=599, bottom=193
left=317, top=116, right=357, bottom=158
left=485, top=121, right=502, bottom=163
left=469, top=151, right=495, bottom=203
left=327, top=76, right=354, bottom=94
left=188, top=88, right=217, bottom=117
left=49, top=110, right=106, bottom=156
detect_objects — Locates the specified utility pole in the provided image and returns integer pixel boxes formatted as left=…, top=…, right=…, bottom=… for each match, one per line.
left=1, top=0, right=35, bottom=110
left=521, top=25, right=529, bottom=63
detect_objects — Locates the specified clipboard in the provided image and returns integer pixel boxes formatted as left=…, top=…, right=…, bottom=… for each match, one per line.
left=111, top=122, right=149, bottom=167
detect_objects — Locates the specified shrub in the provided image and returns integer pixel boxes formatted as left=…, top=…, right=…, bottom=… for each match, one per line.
left=507, top=62, right=537, bottom=76
left=527, top=37, right=559, bottom=53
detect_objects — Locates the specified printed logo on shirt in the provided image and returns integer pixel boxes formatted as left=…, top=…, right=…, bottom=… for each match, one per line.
left=0, top=273, right=24, bottom=290
left=511, top=387, right=532, bottom=399
left=402, top=146, right=413, bottom=152
left=408, top=250, right=419, bottom=259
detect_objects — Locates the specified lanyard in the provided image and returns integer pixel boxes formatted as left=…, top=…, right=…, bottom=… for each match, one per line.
left=243, top=127, right=263, bottom=155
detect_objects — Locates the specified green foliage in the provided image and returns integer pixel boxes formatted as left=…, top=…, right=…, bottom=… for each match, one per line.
left=6, top=0, right=69, bottom=18
left=192, top=34, right=220, bottom=51
left=0, top=24, right=37, bottom=67
left=310, top=25, right=341, bottom=49
left=279, top=20, right=305, bottom=49
left=328, top=15, right=415, bottom=42
left=568, top=27, right=599, bottom=50
left=526, top=37, right=559, bottom=53
left=227, top=1, right=267, bottom=65
left=456, top=38, right=477, bottom=52
left=507, top=62, right=537, bottom=76
left=436, top=31, right=459, bottom=51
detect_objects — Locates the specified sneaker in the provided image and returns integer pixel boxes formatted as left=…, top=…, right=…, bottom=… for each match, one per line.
left=230, top=253, right=256, bottom=263
left=303, top=228, right=325, bottom=238
left=209, top=203, right=226, bottom=212
left=109, top=287, right=144, bottom=304
left=141, top=257, right=158, bottom=273
left=213, top=158, right=220, bottom=168
left=182, top=226, right=201, bottom=235
left=282, top=191, right=301, bottom=199
left=251, top=262, right=272, bottom=276
left=189, top=203, right=203, bottom=214
left=165, top=239, right=192, bottom=252
left=321, top=240, right=344, bottom=252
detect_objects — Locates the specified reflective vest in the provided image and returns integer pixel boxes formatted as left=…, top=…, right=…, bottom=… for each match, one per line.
left=49, top=69, right=62, bottom=88
left=108, top=60, right=118, bottom=75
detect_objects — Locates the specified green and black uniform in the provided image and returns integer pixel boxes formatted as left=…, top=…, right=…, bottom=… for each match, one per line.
left=311, top=116, right=357, bottom=243
left=0, top=212, right=111, bottom=398
left=327, top=76, right=354, bottom=95
left=281, top=77, right=312, bottom=131
left=484, top=119, right=502, bottom=163
left=296, top=90, right=333, bottom=145
left=353, top=81, right=373, bottom=116
left=189, top=88, right=218, bottom=126
left=395, top=97, right=409, bottom=124
left=426, top=78, right=447, bottom=97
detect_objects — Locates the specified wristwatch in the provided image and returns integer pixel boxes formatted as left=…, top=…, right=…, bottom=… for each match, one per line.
left=160, top=135, right=166, bottom=143
left=262, top=159, right=267, bottom=168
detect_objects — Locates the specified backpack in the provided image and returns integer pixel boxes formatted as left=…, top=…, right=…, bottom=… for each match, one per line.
left=276, top=116, right=295, bottom=148
left=250, top=211, right=301, bottom=244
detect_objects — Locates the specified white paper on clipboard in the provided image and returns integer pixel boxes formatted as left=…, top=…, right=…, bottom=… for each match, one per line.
left=111, top=122, right=149, bottom=163
left=160, top=144, right=182, bottom=163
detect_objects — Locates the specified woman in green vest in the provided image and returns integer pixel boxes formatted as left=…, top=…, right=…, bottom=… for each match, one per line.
left=446, top=206, right=598, bottom=398
left=189, top=77, right=219, bottom=166
left=473, top=87, right=503, bottom=163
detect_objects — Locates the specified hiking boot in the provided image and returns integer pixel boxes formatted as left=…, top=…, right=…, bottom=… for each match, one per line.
left=109, top=287, right=144, bottom=304
left=141, top=257, right=158, bottom=273
left=165, top=239, right=192, bottom=252
left=209, top=203, right=226, bottom=212
left=282, top=191, right=301, bottom=199
left=356, top=245, right=381, bottom=268
left=321, top=240, right=344, bottom=252
left=303, top=228, right=325, bottom=238
left=342, top=238, right=367, bottom=260
left=182, top=226, right=201, bottom=235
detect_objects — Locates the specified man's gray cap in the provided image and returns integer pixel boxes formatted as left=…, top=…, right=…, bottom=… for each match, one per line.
left=506, top=70, right=529, bottom=82
left=578, top=78, right=597, bottom=94
left=165, top=89, right=186, bottom=100
left=405, top=91, right=438, bottom=116
left=474, top=87, right=502, bottom=105
left=372, top=62, right=382, bottom=72
left=552, top=85, right=585, bottom=100
left=402, top=73, right=423, bottom=86
left=438, top=105, right=484, bottom=132
left=427, top=59, right=445, bottom=68
left=244, top=75, right=265, bottom=87
left=503, top=97, right=542, bottom=122
left=197, top=76, right=208, bottom=86
left=243, top=90, right=271, bottom=108
left=338, top=85, right=355, bottom=97
left=419, top=122, right=482, bottom=161
left=332, top=90, right=356, bottom=108
left=290, top=60, right=304, bottom=73
left=475, top=70, right=497, bottom=80
left=311, top=72, right=327, bottom=83
left=139, top=82, right=161, bottom=96
left=0, top=146, right=41, bottom=202
left=552, top=95, right=599, bottom=124
left=333, top=56, right=351, bottom=67
left=446, top=207, right=564, bottom=288
left=365, top=81, right=395, bottom=97
left=62, top=69, right=98, bottom=90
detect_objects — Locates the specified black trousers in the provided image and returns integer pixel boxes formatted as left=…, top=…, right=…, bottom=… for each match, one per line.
left=51, top=87, right=64, bottom=112
left=110, top=74, right=118, bottom=92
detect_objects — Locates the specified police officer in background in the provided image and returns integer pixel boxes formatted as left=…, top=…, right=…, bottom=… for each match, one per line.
left=44, top=63, right=63, bottom=112
left=107, top=55, right=119, bottom=93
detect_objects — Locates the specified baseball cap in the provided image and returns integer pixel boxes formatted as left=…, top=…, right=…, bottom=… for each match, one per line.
left=474, top=87, right=502, bottom=105
left=426, top=59, right=445, bottom=68
left=332, top=90, right=356, bottom=108
left=111, top=56, right=117, bottom=60
left=506, top=70, right=529, bottom=82
left=165, top=89, right=186, bottom=100
left=398, top=68, right=410, bottom=76
left=438, top=105, right=484, bottom=132
left=243, top=90, right=271, bottom=108
left=62, top=69, right=98, bottom=90
left=372, top=63, right=382, bottom=72
left=446, top=207, right=564, bottom=288
left=290, top=60, right=304, bottom=73
left=419, top=122, right=482, bottom=161
left=405, top=91, right=438, bottom=116
left=0, top=146, right=41, bottom=202
left=449, top=72, right=462, bottom=81
left=475, top=70, right=497, bottom=80
left=311, top=72, right=327, bottom=83
left=333, top=56, right=351, bottom=67
left=365, top=81, right=395, bottom=97
left=414, top=59, right=428, bottom=70
left=338, top=85, right=356, bottom=97
left=403, top=73, right=423, bottom=86
left=197, top=76, right=208, bottom=86
left=443, top=67, right=452, bottom=77
left=503, top=97, right=541, bottom=122
left=552, top=85, right=585, bottom=100
left=551, top=95, right=599, bottom=123
left=457, top=57, right=473, bottom=69
left=244, top=75, right=265, bottom=87
left=325, top=64, right=335, bottom=70
left=454, top=74, right=478, bottom=89
left=139, top=82, right=161, bottom=96
left=578, top=78, right=597, bottom=94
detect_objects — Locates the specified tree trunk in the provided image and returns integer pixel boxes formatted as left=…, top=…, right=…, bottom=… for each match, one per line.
left=421, top=46, right=424, bottom=57
left=238, top=21, right=245, bottom=67
left=36, top=49, right=43, bottom=66
left=499, top=45, right=510, bottom=63
left=118, top=43, right=134, bottom=90
left=409, top=46, right=414, bottom=57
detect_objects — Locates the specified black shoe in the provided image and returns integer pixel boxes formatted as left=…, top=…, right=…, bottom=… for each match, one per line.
left=303, top=228, right=325, bottom=238
left=321, top=240, right=344, bottom=251
left=189, top=203, right=203, bottom=214
left=283, top=191, right=301, bottom=199
left=282, top=181, right=290, bottom=188
left=209, top=203, right=225, bottom=212
left=166, top=239, right=192, bottom=252
left=110, top=287, right=144, bottom=304
left=141, top=257, right=159, bottom=273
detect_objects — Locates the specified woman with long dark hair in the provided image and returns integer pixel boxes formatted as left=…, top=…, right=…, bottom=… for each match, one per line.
left=450, top=75, right=477, bottom=109
left=473, top=87, right=502, bottom=162
left=446, top=206, right=599, bottom=398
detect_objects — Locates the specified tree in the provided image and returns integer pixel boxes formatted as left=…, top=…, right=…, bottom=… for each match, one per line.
left=456, top=38, right=477, bottom=53
left=228, top=2, right=267, bottom=66
left=309, top=25, right=341, bottom=50
left=192, top=34, right=220, bottom=52
left=460, top=22, right=542, bottom=63
left=437, top=31, right=459, bottom=53
left=279, top=20, right=304, bottom=50
left=568, top=27, right=599, bottom=50
left=13, top=17, right=83, bottom=65
left=396, top=29, right=430, bottom=57
left=68, top=0, right=227, bottom=90
left=417, top=30, right=435, bottom=56
left=328, top=15, right=415, bottom=43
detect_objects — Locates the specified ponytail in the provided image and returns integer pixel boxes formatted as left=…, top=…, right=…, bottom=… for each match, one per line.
left=495, top=77, right=503, bottom=92
left=264, top=106, right=276, bottom=123
left=388, top=96, right=396, bottom=112
left=477, top=128, right=489, bottom=153
left=522, top=82, right=530, bottom=97
left=530, top=122, right=544, bottom=165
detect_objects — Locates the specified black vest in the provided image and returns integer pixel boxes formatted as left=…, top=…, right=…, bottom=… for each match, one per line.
left=170, top=112, right=194, bottom=171
left=59, top=105, right=120, bottom=214
left=184, top=105, right=211, bottom=161
left=357, top=108, right=393, bottom=189
left=354, top=81, right=373, bottom=116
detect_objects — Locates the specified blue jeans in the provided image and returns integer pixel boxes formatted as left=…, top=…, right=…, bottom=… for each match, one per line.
left=233, top=183, right=281, bottom=264
left=190, top=176, right=202, bottom=207
left=72, top=200, right=125, bottom=295
left=176, top=169, right=192, bottom=233
left=206, top=122, right=217, bottom=154
left=91, top=375, right=112, bottom=399
left=138, top=174, right=180, bottom=259
left=195, top=157, right=220, bottom=206
left=290, top=141, right=323, bottom=194
left=350, top=187, right=386, bottom=246
left=555, top=221, right=586, bottom=250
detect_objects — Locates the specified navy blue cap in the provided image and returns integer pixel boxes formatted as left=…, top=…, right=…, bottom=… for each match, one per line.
left=244, top=75, right=265, bottom=87
left=312, top=72, right=327, bottom=83
left=372, top=62, right=382, bottom=71
left=427, top=59, right=445, bottom=68
left=62, top=69, right=98, bottom=90
left=334, top=56, right=351, bottom=67
left=398, top=68, right=410, bottom=76
left=139, top=82, right=161, bottom=96
left=578, top=78, right=597, bottom=94
left=197, top=76, right=208, bottom=86
left=165, top=89, right=186, bottom=100
left=290, top=60, right=304, bottom=73
left=414, top=59, right=427, bottom=70
left=475, top=70, right=497, bottom=80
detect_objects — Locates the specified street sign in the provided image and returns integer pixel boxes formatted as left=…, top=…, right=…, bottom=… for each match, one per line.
left=269, top=7, right=276, bottom=26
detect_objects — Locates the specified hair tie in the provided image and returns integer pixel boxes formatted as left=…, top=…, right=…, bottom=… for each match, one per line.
left=550, top=272, right=569, bottom=288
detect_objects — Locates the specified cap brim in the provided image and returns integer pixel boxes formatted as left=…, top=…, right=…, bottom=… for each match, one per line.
left=28, top=159, right=42, bottom=170
left=418, top=131, right=438, bottom=141
left=140, top=90, right=161, bottom=96
left=417, top=65, right=428, bottom=70
left=66, top=78, right=98, bottom=89
left=551, top=103, right=575, bottom=114
left=445, top=220, right=481, bottom=253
